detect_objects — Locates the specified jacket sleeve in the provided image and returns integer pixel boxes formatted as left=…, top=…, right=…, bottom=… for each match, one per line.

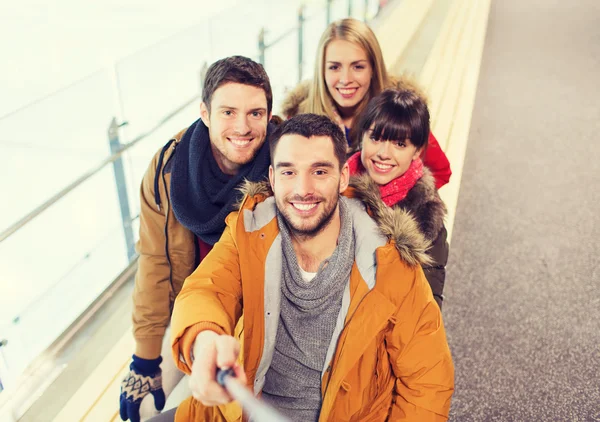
left=132, top=150, right=173, bottom=360
left=422, top=226, right=449, bottom=309
left=386, top=267, right=454, bottom=421
left=423, top=132, right=452, bottom=189
left=170, top=213, right=243, bottom=374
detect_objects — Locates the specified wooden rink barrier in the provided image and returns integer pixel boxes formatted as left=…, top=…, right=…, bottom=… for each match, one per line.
left=421, top=0, right=492, bottom=242
left=52, top=0, right=491, bottom=420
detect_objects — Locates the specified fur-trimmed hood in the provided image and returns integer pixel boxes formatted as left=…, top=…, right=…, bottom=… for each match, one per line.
left=280, top=74, right=428, bottom=118
left=349, top=168, right=447, bottom=242
left=235, top=179, right=272, bottom=209
left=237, top=178, right=433, bottom=267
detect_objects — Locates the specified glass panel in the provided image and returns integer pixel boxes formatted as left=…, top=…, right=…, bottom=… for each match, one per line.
left=0, top=165, right=130, bottom=387
left=0, top=0, right=389, bottom=399
left=0, top=72, right=115, bottom=234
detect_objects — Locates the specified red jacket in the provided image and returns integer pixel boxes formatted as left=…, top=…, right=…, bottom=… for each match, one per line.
left=424, top=132, right=452, bottom=189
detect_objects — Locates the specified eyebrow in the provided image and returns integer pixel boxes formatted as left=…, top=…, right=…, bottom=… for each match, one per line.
left=312, top=161, right=335, bottom=169
left=216, top=106, right=267, bottom=113
left=326, top=60, right=368, bottom=65
left=275, top=162, right=293, bottom=169
left=274, top=161, right=335, bottom=169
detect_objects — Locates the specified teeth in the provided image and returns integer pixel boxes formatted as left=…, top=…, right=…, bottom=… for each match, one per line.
left=339, top=88, right=357, bottom=94
left=231, top=139, right=251, bottom=146
left=374, top=162, right=393, bottom=170
left=294, top=203, right=317, bottom=211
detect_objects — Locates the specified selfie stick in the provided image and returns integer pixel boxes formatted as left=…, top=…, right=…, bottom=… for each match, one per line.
left=217, top=368, right=292, bottom=422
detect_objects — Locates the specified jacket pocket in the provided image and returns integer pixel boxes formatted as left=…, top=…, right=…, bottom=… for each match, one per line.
left=367, top=329, right=395, bottom=416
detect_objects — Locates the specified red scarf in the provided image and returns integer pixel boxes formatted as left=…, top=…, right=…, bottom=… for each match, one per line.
left=347, top=152, right=424, bottom=207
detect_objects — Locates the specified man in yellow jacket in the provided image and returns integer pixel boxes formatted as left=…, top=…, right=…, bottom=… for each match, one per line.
left=168, top=113, right=454, bottom=421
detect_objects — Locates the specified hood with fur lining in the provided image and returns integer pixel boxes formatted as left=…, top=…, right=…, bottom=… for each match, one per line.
left=280, top=74, right=428, bottom=118
left=349, top=169, right=446, bottom=239
left=236, top=178, right=433, bottom=267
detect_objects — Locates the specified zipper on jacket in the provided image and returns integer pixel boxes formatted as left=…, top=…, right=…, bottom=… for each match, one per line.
left=320, top=286, right=384, bottom=404
left=154, top=139, right=175, bottom=212
left=161, top=142, right=177, bottom=299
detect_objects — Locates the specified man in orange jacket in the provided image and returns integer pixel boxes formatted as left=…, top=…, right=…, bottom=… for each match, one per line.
left=167, top=113, right=454, bottom=421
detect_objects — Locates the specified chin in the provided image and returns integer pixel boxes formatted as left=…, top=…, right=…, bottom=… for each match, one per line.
left=371, top=174, right=393, bottom=186
left=290, top=219, right=320, bottom=235
left=230, top=151, right=256, bottom=165
left=337, top=98, right=360, bottom=108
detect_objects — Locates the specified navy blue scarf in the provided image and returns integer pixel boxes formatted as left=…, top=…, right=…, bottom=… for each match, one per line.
left=170, top=118, right=272, bottom=245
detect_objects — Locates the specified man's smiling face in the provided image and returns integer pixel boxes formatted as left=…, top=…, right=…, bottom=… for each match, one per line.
left=201, top=82, right=269, bottom=175
left=269, top=133, right=348, bottom=238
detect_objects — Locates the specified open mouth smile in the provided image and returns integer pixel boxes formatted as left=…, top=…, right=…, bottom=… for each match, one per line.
left=372, top=161, right=395, bottom=173
left=290, top=202, right=320, bottom=215
left=336, top=87, right=359, bottom=98
left=228, top=137, right=253, bottom=148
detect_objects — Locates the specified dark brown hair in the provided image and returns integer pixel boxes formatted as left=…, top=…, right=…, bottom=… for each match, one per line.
left=202, top=56, right=273, bottom=114
left=354, top=88, right=430, bottom=152
left=269, top=114, right=347, bottom=169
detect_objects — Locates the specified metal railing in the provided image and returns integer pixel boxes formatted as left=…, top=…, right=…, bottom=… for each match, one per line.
left=0, top=0, right=381, bottom=247
left=257, top=0, right=380, bottom=83
left=0, top=0, right=385, bottom=401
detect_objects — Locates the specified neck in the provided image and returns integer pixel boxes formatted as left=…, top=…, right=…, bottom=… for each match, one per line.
left=337, top=106, right=356, bottom=129
left=210, top=143, right=240, bottom=176
left=291, top=207, right=341, bottom=272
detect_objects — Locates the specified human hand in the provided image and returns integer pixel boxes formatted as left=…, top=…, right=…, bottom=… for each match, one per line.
left=189, top=331, right=247, bottom=406
left=119, top=355, right=166, bottom=422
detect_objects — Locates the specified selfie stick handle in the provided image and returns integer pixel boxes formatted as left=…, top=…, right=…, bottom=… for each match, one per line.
left=217, top=368, right=292, bottom=422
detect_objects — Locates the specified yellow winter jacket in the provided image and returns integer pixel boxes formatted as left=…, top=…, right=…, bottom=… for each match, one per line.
left=171, top=181, right=454, bottom=421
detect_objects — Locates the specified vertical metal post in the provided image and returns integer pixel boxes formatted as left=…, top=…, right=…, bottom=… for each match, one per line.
left=298, top=5, right=305, bottom=83
left=258, top=28, right=266, bottom=66
left=327, top=0, right=332, bottom=24
left=348, top=0, right=353, bottom=18
left=108, top=118, right=136, bottom=262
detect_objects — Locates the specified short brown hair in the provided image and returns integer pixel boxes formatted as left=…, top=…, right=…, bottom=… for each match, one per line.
left=355, top=88, right=430, bottom=151
left=270, top=114, right=347, bottom=169
left=202, top=56, right=273, bottom=114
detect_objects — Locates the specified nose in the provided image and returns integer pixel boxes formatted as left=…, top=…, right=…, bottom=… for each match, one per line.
left=376, top=141, right=391, bottom=159
left=339, top=67, right=351, bottom=85
left=295, top=173, right=315, bottom=198
left=233, top=115, right=250, bottom=135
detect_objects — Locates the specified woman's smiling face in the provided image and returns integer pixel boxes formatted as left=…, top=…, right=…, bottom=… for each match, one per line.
left=360, top=129, right=422, bottom=185
left=324, top=39, right=373, bottom=114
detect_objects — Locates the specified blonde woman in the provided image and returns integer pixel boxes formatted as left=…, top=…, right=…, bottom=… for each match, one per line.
left=282, top=18, right=452, bottom=188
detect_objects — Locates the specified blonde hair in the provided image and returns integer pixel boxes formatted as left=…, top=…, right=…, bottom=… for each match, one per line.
left=306, top=18, right=390, bottom=124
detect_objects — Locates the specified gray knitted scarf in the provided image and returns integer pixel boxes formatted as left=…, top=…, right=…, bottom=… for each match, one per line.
left=261, top=197, right=355, bottom=422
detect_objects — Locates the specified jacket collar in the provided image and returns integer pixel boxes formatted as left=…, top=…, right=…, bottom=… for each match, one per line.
left=237, top=179, right=432, bottom=267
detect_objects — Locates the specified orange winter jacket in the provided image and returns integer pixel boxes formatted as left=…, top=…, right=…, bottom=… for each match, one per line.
left=171, top=181, right=454, bottom=421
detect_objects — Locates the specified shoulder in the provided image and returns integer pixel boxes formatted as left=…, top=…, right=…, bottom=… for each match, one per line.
left=387, top=74, right=429, bottom=103
left=346, top=175, right=433, bottom=267
left=281, top=80, right=312, bottom=118
left=395, top=169, right=447, bottom=241
left=146, top=127, right=189, bottom=174
left=229, top=180, right=277, bottom=233
left=139, top=126, right=190, bottom=205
